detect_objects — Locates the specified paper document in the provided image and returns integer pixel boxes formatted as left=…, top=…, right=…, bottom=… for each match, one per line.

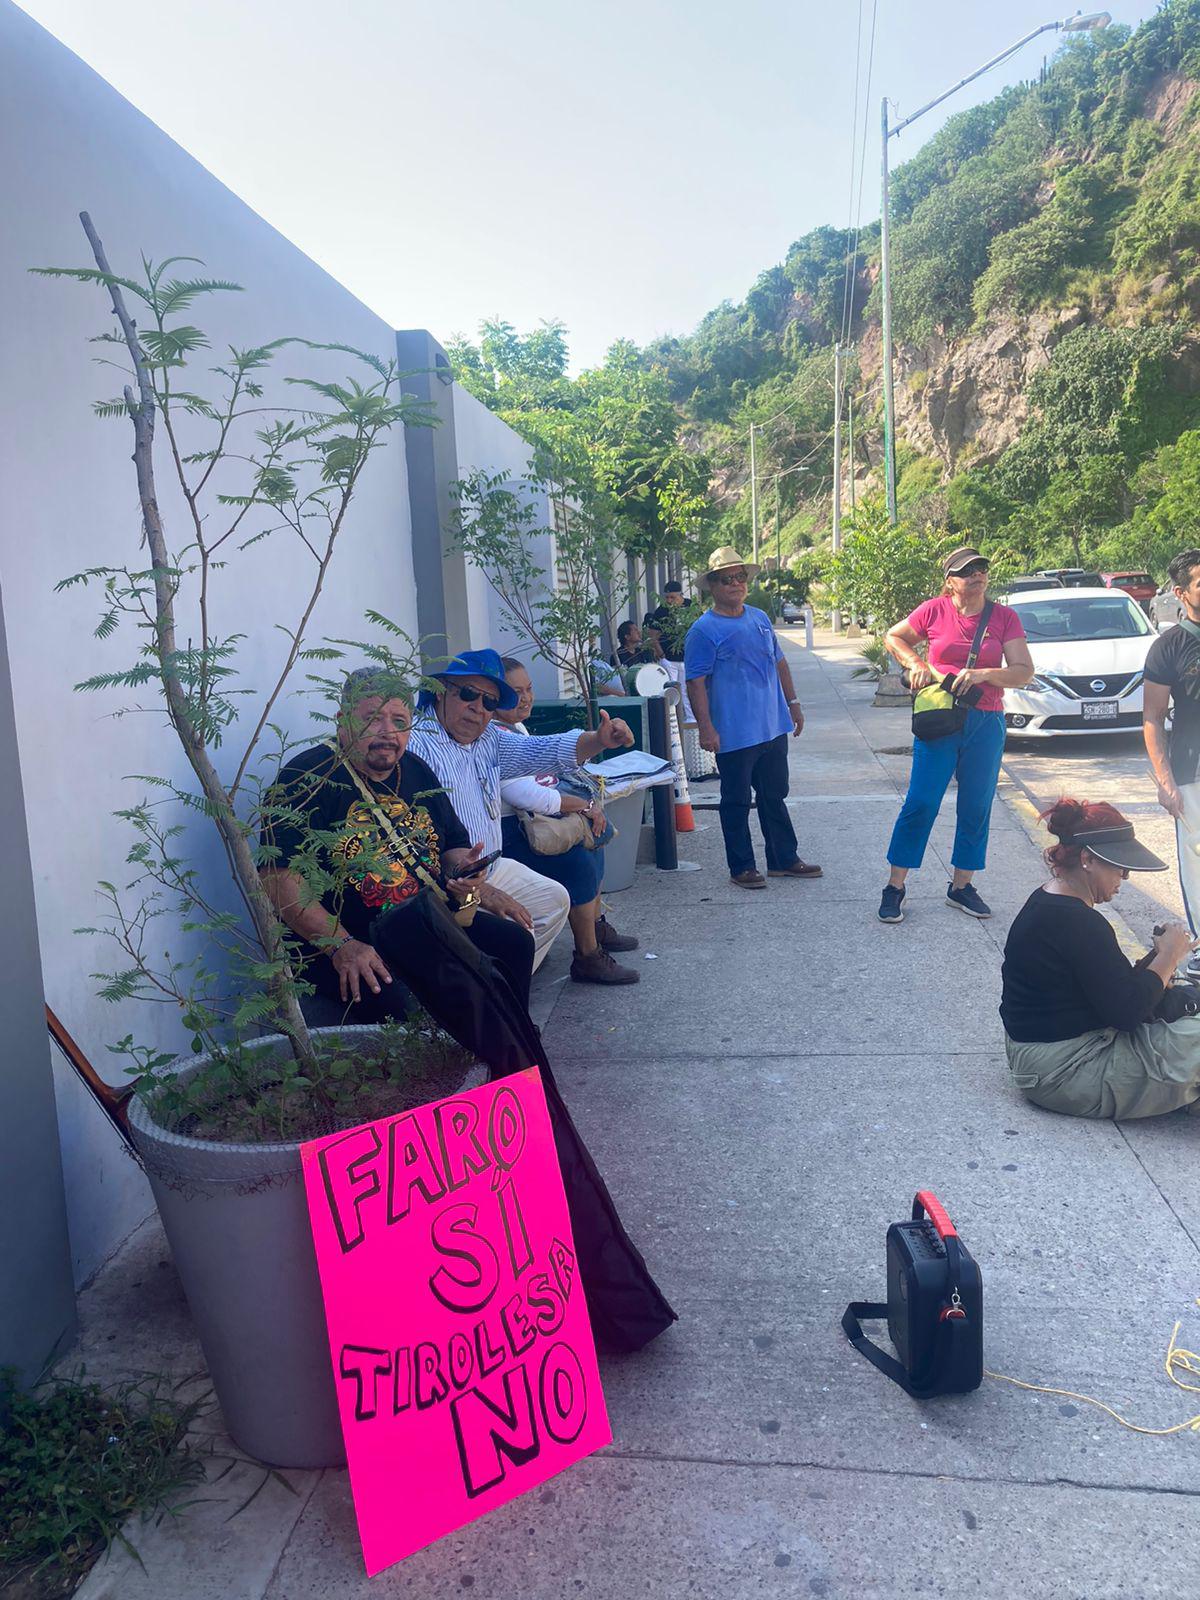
left=584, top=751, right=673, bottom=781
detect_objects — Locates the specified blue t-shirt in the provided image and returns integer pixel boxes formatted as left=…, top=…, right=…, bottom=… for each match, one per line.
left=683, top=605, right=792, bottom=754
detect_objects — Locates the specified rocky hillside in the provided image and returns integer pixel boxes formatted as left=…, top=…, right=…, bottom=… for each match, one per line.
left=645, top=4, right=1200, bottom=575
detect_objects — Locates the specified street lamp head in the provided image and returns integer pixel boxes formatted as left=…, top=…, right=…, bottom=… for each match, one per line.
left=1059, top=11, right=1111, bottom=30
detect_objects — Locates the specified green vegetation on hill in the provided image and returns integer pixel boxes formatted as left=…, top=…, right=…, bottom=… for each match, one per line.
left=452, top=1, right=1200, bottom=588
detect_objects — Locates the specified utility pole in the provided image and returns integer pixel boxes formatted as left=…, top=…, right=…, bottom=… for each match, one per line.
left=848, top=392, right=856, bottom=512
left=775, top=473, right=781, bottom=574
left=880, top=97, right=898, bottom=526
left=831, top=342, right=844, bottom=634
left=749, top=422, right=759, bottom=564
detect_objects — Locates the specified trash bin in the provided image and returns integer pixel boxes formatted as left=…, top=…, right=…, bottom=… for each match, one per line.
left=599, top=786, right=648, bottom=893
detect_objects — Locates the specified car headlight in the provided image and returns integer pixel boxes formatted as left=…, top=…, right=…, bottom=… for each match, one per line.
left=1028, top=674, right=1057, bottom=693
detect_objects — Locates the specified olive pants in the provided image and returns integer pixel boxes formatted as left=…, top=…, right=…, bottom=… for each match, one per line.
left=1005, top=1020, right=1200, bottom=1119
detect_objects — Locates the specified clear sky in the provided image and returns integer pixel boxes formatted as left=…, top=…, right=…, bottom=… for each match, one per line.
left=17, top=0, right=1159, bottom=370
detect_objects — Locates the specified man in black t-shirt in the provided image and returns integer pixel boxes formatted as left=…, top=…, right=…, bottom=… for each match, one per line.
left=260, top=668, right=536, bottom=1016
left=1144, top=547, right=1200, bottom=976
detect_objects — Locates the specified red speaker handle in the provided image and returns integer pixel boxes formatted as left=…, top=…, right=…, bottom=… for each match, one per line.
left=913, top=1190, right=957, bottom=1239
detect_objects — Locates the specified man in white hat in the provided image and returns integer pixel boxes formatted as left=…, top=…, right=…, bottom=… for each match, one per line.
left=684, top=547, right=820, bottom=889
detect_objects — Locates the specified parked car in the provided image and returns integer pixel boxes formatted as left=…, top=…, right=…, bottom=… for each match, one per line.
left=1100, top=571, right=1156, bottom=609
left=1003, top=576, right=1064, bottom=595
left=1003, top=586, right=1154, bottom=738
left=780, top=600, right=804, bottom=623
left=1037, top=567, right=1104, bottom=588
left=1150, top=580, right=1183, bottom=631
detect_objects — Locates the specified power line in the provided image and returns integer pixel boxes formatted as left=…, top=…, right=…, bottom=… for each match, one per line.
left=838, top=0, right=866, bottom=347
left=840, top=0, right=879, bottom=348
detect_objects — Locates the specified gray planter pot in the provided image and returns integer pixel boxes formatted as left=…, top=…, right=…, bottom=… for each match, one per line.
left=127, top=1026, right=483, bottom=1469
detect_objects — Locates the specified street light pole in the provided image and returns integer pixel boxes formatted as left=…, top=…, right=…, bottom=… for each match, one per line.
left=879, top=10, right=1111, bottom=527
left=880, top=102, right=898, bottom=526
left=750, top=422, right=759, bottom=564
left=831, top=341, right=845, bottom=633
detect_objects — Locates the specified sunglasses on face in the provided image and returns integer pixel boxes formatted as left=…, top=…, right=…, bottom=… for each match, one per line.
left=450, top=684, right=501, bottom=712
left=712, top=571, right=748, bottom=585
left=952, top=561, right=989, bottom=578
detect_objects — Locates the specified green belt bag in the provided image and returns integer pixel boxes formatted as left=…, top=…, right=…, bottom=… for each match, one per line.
left=909, top=601, right=993, bottom=743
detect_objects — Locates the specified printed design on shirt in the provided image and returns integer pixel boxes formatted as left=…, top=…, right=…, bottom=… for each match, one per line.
left=1179, top=641, right=1200, bottom=701
left=332, top=795, right=440, bottom=909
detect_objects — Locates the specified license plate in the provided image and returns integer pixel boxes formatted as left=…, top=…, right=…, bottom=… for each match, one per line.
left=1082, top=700, right=1119, bottom=720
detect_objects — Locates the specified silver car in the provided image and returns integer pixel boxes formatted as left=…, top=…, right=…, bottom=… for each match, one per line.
left=1150, top=580, right=1183, bottom=631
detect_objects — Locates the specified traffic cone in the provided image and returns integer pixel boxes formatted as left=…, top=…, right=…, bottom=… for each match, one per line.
left=668, top=698, right=694, bottom=831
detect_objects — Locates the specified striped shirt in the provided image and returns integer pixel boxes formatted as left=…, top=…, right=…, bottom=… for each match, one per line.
left=407, top=713, right=583, bottom=859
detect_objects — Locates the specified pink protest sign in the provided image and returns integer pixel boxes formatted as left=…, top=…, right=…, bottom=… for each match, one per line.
left=301, top=1067, right=611, bottom=1577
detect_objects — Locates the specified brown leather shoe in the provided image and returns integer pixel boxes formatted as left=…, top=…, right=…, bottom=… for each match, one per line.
left=730, top=870, right=767, bottom=889
left=596, top=915, right=638, bottom=952
left=768, top=860, right=823, bottom=878
left=570, top=948, right=640, bottom=985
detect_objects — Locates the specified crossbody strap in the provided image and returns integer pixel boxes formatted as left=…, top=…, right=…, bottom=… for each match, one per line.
left=332, top=746, right=450, bottom=906
left=964, top=600, right=995, bottom=671
left=1178, top=617, right=1200, bottom=646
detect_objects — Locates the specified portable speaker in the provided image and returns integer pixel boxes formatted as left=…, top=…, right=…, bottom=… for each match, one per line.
left=842, top=1191, right=983, bottom=1398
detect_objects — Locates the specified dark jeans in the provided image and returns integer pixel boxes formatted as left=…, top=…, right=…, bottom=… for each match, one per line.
left=310, top=907, right=535, bottom=1022
left=715, top=733, right=798, bottom=877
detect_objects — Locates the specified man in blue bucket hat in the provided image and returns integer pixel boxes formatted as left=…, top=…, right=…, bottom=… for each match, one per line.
left=409, top=649, right=634, bottom=972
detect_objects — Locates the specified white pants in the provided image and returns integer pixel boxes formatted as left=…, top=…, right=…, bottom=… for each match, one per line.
left=486, top=857, right=570, bottom=972
left=1176, top=782, right=1200, bottom=935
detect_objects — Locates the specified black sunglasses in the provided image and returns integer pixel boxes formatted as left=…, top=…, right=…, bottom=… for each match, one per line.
left=951, top=561, right=989, bottom=578
left=712, top=570, right=748, bottom=585
left=449, top=684, right=501, bottom=712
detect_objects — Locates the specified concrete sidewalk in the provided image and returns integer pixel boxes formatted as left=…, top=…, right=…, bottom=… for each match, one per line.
left=74, top=631, right=1200, bottom=1600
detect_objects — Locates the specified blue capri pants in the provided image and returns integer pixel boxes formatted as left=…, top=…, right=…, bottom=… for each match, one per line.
left=887, top=709, right=1006, bottom=873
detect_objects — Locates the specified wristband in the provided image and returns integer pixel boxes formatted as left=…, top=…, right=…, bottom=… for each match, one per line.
left=330, top=933, right=354, bottom=954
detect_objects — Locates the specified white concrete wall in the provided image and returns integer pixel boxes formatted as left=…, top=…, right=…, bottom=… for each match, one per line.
left=0, top=1, right=420, bottom=1283
left=450, top=386, right=559, bottom=700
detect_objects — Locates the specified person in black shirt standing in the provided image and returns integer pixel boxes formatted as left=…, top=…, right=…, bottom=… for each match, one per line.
left=1000, top=797, right=1198, bottom=1118
left=260, top=668, right=535, bottom=1016
left=1144, top=547, right=1200, bottom=979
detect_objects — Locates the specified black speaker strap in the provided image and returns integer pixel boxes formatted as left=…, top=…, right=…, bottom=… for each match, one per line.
left=841, top=1302, right=925, bottom=1397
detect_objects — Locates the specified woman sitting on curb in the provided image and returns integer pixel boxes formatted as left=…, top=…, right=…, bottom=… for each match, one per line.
left=495, top=658, right=640, bottom=987
left=1000, top=797, right=1200, bottom=1118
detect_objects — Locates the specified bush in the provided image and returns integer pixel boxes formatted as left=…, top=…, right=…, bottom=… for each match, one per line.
left=0, top=1372, right=204, bottom=1595
left=830, top=499, right=945, bottom=635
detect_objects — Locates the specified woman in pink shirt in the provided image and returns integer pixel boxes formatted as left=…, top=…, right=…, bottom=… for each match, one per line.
left=877, top=547, right=1034, bottom=924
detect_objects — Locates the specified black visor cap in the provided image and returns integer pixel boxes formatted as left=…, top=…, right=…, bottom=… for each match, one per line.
left=1067, top=823, right=1167, bottom=873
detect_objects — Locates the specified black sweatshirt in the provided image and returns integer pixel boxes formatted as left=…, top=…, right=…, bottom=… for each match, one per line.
left=1000, top=888, right=1163, bottom=1042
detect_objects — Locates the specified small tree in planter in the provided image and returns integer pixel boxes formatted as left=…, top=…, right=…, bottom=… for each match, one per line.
left=830, top=497, right=946, bottom=702
left=449, top=424, right=638, bottom=727
left=36, top=215, right=477, bottom=1466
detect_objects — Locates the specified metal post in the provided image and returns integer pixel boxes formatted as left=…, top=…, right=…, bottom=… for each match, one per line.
left=646, top=697, right=679, bottom=870
left=831, top=342, right=844, bottom=633
left=880, top=97, right=898, bottom=526
left=749, top=422, right=759, bottom=564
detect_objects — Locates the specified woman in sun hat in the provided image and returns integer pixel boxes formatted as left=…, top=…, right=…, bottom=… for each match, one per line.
left=683, top=546, right=821, bottom=889
left=1000, top=797, right=1200, bottom=1118
left=877, top=546, right=1034, bottom=925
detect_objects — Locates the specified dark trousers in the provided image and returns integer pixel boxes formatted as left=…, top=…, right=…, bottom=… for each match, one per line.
left=714, top=733, right=798, bottom=876
left=310, top=907, right=535, bottom=1022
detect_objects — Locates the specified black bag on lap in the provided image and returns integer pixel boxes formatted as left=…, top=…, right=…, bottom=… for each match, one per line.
left=370, top=891, right=677, bottom=1354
